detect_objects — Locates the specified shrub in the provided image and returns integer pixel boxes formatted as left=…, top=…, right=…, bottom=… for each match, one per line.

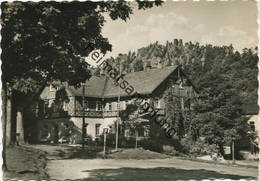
left=163, top=145, right=174, bottom=153
left=139, top=138, right=163, bottom=153
left=120, top=136, right=136, bottom=148
left=69, top=132, right=81, bottom=144
left=98, top=133, right=137, bottom=148
left=98, top=133, right=116, bottom=147
left=84, top=134, right=95, bottom=146
left=180, top=137, right=218, bottom=157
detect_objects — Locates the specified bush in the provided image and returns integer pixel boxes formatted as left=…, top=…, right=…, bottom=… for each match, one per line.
left=139, top=138, right=163, bottom=153
left=84, top=134, right=95, bottom=146
left=180, top=137, right=218, bottom=157
left=98, top=133, right=116, bottom=147
left=69, top=132, right=82, bottom=144
left=120, top=136, right=136, bottom=148
left=98, top=133, right=137, bottom=148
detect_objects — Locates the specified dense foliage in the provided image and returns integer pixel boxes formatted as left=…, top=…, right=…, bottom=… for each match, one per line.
left=108, top=39, right=258, bottom=156
left=1, top=1, right=162, bottom=90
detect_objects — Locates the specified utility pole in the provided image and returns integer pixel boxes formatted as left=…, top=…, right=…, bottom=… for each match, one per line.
left=82, top=83, right=86, bottom=149
left=232, top=140, right=235, bottom=164
left=115, top=63, right=120, bottom=151
left=103, top=128, right=107, bottom=157
left=102, top=97, right=107, bottom=157
left=135, top=113, right=139, bottom=149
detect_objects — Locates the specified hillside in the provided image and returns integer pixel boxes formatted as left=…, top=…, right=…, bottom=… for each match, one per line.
left=100, top=39, right=258, bottom=114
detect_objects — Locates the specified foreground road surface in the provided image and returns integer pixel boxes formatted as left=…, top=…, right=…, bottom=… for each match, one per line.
left=47, top=158, right=258, bottom=180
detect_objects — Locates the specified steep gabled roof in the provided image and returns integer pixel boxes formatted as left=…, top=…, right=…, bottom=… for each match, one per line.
left=67, top=65, right=180, bottom=98
left=104, top=65, right=178, bottom=98
left=67, top=76, right=106, bottom=98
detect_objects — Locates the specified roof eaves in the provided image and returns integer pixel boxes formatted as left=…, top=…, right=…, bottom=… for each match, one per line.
left=150, top=65, right=179, bottom=95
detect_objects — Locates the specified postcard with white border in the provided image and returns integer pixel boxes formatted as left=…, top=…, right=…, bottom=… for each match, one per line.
left=1, top=0, right=258, bottom=180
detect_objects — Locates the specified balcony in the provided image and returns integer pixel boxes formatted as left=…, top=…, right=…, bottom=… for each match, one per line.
left=85, top=111, right=103, bottom=118
left=103, top=111, right=118, bottom=117
left=38, top=110, right=69, bottom=119
left=75, top=110, right=118, bottom=118
left=129, top=108, right=165, bottom=118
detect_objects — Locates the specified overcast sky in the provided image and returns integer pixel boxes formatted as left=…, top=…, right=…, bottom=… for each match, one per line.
left=101, top=0, right=257, bottom=58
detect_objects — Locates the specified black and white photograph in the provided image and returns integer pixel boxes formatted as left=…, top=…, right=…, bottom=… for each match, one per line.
left=1, top=0, right=259, bottom=180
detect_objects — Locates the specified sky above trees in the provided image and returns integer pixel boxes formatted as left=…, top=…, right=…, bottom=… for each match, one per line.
left=102, top=1, right=257, bottom=58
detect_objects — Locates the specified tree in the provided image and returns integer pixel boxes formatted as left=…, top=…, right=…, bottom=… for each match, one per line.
left=163, top=88, right=185, bottom=140
left=134, top=59, right=144, bottom=72
left=108, top=39, right=257, bottom=157
left=1, top=1, right=163, bottom=170
left=120, top=103, right=144, bottom=148
left=191, top=56, right=250, bottom=156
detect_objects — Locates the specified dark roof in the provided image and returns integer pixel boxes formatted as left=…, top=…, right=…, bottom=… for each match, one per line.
left=67, top=76, right=106, bottom=98
left=104, top=66, right=178, bottom=98
left=67, top=65, right=180, bottom=98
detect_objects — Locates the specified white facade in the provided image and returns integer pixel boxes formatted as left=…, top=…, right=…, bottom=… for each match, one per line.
left=70, top=117, right=117, bottom=139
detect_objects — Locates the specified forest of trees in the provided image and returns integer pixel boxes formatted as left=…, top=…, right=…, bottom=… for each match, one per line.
left=105, top=39, right=258, bottom=157
left=104, top=39, right=258, bottom=114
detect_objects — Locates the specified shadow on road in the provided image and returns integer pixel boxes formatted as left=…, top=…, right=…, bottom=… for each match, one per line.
left=30, top=144, right=103, bottom=160
left=80, top=167, right=255, bottom=181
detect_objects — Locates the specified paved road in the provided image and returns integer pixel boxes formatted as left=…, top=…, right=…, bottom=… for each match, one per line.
left=47, top=158, right=258, bottom=180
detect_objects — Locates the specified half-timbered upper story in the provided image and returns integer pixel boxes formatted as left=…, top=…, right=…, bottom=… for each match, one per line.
left=36, top=65, right=197, bottom=119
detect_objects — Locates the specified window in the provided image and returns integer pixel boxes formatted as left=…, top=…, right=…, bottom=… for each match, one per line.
left=154, top=99, right=160, bottom=108
left=96, top=101, right=102, bottom=111
left=43, top=100, right=49, bottom=114
left=172, top=84, right=179, bottom=95
left=88, top=101, right=96, bottom=110
left=180, top=82, right=183, bottom=88
left=144, top=127, right=150, bottom=137
left=49, top=84, right=55, bottom=92
left=117, top=102, right=120, bottom=110
left=96, top=124, right=101, bottom=136
left=84, top=100, right=88, bottom=111
left=249, top=121, right=255, bottom=131
left=124, top=100, right=129, bottom=110
left=84, top=123, right=88, bottom=134
left=108, top=103, right=112, bottom=111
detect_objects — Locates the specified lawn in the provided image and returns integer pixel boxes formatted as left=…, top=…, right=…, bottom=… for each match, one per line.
left=3, top=145, right=48, bottom=180
left=107, top=148, right=171, bottom=159
left=65, top=146, right=171, bottom=160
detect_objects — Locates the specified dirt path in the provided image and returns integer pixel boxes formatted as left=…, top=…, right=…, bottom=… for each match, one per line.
left=47, top=158, right=258, bottom=180
left=27, top=145, right=258, bottom=180
left=30, top=144, right=75, bottom=160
